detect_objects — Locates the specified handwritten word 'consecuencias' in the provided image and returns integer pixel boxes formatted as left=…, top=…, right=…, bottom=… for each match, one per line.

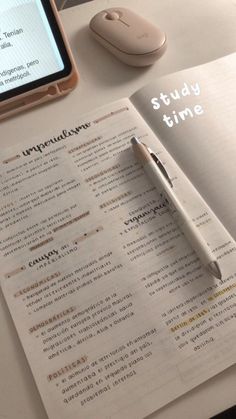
left=150, top=82, right=204, bottom=128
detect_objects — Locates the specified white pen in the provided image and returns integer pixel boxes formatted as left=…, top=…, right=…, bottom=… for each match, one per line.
left=131, top=136, right=222, bottom=280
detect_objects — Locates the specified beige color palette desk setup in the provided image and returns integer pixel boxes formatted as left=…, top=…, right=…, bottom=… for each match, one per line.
left=0, top=0, right=236, bottom=418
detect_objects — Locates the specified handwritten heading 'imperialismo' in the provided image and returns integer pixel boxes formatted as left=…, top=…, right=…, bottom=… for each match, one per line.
left=22, top=123, right=91, bottom=157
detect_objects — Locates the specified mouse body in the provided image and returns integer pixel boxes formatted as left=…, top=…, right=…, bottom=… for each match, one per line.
left=89, top=8, right=167, bottom=67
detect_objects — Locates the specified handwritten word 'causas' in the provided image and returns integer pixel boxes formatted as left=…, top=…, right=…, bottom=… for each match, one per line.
left=150, top=82, right=204, bottom=128
left=28, top=250, right=59, bottom=267
left=22, top=123, right=91, bottom=157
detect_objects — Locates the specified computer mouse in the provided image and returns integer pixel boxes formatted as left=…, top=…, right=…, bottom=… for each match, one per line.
left=89, top=8, right=167, bottom=67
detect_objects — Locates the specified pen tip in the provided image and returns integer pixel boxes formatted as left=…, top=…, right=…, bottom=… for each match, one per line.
left=207, top=261, right=222, bottom=280
left=131, top=137, right=141, bottom=146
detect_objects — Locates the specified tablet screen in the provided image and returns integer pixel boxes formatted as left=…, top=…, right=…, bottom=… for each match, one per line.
left=0, top=0, right=72, bottom=101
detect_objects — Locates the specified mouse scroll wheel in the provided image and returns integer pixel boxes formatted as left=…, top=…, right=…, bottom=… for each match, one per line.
left=105, top=11, right=120, bottom=20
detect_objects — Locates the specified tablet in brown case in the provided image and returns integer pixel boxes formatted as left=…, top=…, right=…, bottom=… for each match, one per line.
left=0, top=0, right=79, bottom=121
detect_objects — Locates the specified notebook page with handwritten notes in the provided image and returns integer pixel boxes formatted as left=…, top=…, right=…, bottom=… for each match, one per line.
left=1, top=56, right=236, bottom=419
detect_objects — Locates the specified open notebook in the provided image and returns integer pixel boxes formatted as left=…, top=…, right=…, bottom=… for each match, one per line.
left=0, top=53, right=236, bottom=419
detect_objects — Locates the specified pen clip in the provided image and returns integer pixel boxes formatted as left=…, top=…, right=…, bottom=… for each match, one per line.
left=145, top=145, right=173, bottom=188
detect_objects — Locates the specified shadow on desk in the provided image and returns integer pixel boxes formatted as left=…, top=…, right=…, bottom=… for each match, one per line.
left=211, top=405, right=236, bottom=419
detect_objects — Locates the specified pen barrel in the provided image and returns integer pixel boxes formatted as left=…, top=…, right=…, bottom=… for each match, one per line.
left=144, top=161, right=215, bottom=268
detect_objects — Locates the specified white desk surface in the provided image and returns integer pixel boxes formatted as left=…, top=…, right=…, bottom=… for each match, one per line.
left=0, top=1, right=236, bottom=418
